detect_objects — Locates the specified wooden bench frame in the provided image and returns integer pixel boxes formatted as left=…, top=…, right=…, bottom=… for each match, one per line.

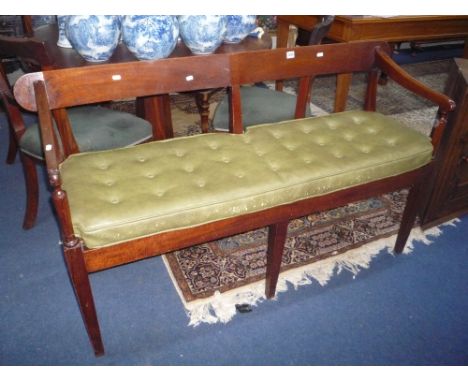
left=13, top=41, right=455, bottom=356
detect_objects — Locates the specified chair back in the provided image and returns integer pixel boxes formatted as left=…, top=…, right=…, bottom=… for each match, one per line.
left=0, top=34, right=53, bottom=74
left=308, top=15, right=335, bottom=45
left=0, top=34, right=54, bottom=142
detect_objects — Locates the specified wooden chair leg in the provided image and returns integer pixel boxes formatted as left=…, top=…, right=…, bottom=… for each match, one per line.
left=195, top=91, right=210, bottom=134
left=20, top=153, right=39, bottom=230
left=6, top=128, right=18, bottom=164
left=265, top=221, right=289, bottom=299
left=394, top=182, right=424, bottom=254
left=63, top=242, right=105, bottom=356
left=194, top=88, right=222, bottom=134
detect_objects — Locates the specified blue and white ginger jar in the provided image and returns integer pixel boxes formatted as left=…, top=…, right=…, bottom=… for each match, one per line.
left=122, top=16, right=179, bottom=60
left=56, top=16, right=72, bottom=48
left=31, top=15, right=56, bottom=28
left=224, top=15, right=256, bottom=44
left=66, top=15, right=121, bottom=62
left=178, top=15, right=227, bottom=55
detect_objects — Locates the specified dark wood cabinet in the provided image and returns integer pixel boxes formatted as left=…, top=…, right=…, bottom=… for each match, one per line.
left=422, top=58, right=468, bottom=227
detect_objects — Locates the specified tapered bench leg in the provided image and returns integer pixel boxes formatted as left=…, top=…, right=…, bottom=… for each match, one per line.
left=265, top=221, right=289, bottom=299
left=63, top=243, right=105, bottom=356
left=394, top=182, right=424, bottom=254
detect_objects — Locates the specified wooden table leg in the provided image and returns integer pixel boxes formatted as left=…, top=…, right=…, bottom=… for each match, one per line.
left=194, top=88, right=224, bottom=133
left=195, top=91, right=211, bottom=134
left=137, top=94, right=173, bottom=140
left=335, top=73, right=352, bottom=112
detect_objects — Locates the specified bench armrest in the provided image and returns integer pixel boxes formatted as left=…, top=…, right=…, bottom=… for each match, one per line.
left=375, top=47, right=455, bottom=113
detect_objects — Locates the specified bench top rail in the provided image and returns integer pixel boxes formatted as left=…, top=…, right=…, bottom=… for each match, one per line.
left=14, top=41, right=392, bottom=112
left=14, top=53, right=231, bottom=111
left=230, top=41, right=392, bottom=84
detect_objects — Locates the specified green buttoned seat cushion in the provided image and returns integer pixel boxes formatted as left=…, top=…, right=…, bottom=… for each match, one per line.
left=19, top=106, right=152, bottom=160
left=212, top=86, right=312, bottom=132
left=60, top=111, right=433, bottom=249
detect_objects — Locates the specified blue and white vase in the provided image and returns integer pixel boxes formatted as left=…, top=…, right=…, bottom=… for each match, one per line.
left=31, top=15, right=56, bottom=29
left=56, top=16, right=72, bottom=48
left=178, top=15, right=227, bottom=55
left=122, top=16, right=179, bottom=60
left=224, top=15, right=256, bottom=44
left=66, top=15, right=121, bottom=62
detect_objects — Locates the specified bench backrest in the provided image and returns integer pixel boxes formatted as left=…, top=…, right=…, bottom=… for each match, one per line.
left=14, top=39, right=455, bottom=152
left=11, top=41, right=397, bottom=190
left=14, top=41, right=391, bottom=112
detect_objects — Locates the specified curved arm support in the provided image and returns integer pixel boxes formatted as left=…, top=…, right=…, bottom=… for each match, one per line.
left=375, top=47, right=456, bottom=153
left=375, top=47, right=455, bottom=113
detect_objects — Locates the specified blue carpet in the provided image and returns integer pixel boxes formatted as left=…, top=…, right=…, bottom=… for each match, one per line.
left=393, top=45, right=464, bottom=65
left=1, top=111, right=468, bottom=365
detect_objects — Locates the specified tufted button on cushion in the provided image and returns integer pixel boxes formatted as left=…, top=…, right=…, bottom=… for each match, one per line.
left=19, top=105, right=152, bottom=160
left=60, top=111, right=433, bottom=249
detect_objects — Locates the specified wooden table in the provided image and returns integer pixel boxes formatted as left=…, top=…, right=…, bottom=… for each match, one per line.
left=34, top=24, right=272, bottom=138
left=277, top=15, right=468, bottom=111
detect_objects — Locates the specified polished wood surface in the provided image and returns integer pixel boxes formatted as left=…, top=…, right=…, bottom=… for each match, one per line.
left=14, top=41, right=454, bottom=356
left=277, top=15, right=468, bottom=112
left=278, top=16, right=468, bottom=43
left=34, top=24, right=272, bottom=69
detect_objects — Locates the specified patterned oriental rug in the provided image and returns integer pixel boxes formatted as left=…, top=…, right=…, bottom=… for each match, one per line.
left=163, top=193, right=456, bottom=326
left=112, top=59, right=456, bottom=326
left=166, top=191, right=408, bottom=303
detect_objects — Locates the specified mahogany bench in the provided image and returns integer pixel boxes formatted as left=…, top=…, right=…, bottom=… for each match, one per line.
left=13, top=41, right=455, bottom=356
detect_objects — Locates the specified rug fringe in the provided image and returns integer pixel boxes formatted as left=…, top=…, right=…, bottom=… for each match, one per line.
left=164, top=219, right=459, bottom=327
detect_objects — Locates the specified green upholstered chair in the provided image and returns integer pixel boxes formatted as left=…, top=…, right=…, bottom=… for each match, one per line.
left=0, top=34, right=152, bottom=229
left=212, top=85, right=313, bottom=132
left=211, top=16, right=334, bottom=132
